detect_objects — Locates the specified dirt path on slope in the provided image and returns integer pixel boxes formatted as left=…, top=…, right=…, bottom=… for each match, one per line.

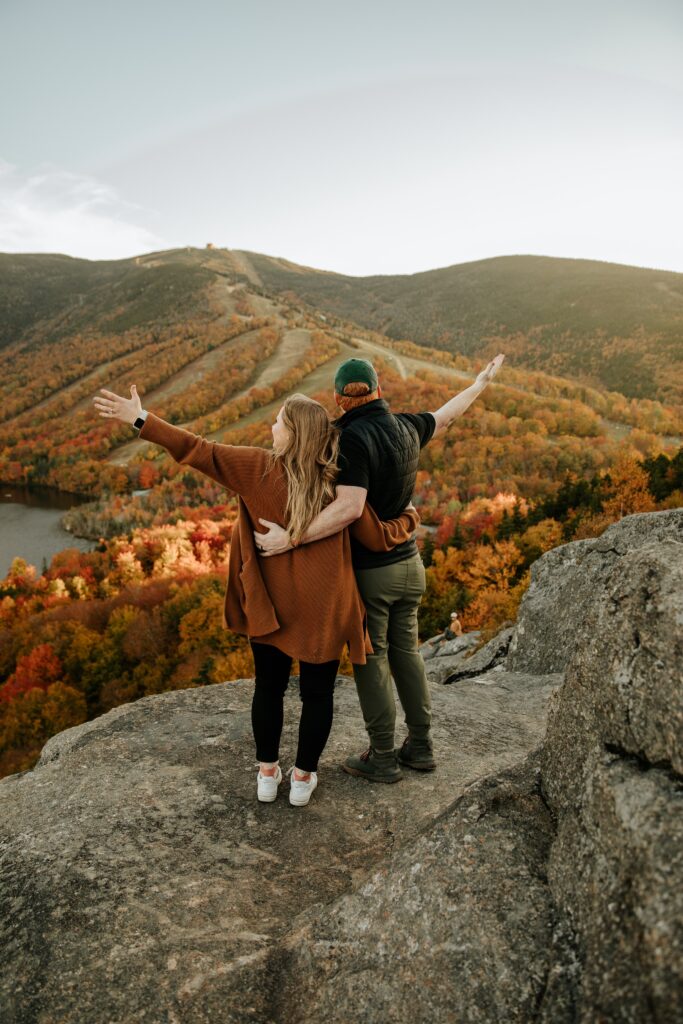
left=26, top=343, right=157, bottom=418
left=105, top=327, right=273, bottom=466
left=209, top=340, right=359, bottom=438
left=106, top=327, right=318, bottom=460
left=202, top=328, right=317, bottom=440
left=251, top=329, right=311, bottom=390
left=353, top=338, right=409, bottom=379
left=353, top=336, right=683, bottom=446
left=354, top=336, right=474, bottom=384
left=226, top=250, right=264, bottom=288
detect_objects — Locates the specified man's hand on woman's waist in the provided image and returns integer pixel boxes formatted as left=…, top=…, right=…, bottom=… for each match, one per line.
left=255, top=520, right=293, bottom=556
left=255, top=484, right=367, bottom=556
left=254, top=494, right=417, bottom=557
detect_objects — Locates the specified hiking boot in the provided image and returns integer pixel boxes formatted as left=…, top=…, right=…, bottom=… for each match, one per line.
left=342, top=746, right=402, bottom=783
left=396, top=736, right=436, bottom=771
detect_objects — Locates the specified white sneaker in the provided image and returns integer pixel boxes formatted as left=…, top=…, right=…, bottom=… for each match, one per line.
left=288, top=767, right=318, bottom=807
left=256, top=763, right=282, bottom=802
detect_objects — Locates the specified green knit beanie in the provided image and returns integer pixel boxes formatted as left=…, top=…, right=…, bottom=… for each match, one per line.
left=334, top=357, right=379, bottom=395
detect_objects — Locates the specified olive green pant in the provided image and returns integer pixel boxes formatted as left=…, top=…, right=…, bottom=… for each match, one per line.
left=352, top=553, right=432, bottom=752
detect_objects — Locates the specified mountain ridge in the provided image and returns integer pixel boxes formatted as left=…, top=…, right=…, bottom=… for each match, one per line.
left=3, top=246, right=681, bottom=403
left=241, top=249, right=683, bottom=404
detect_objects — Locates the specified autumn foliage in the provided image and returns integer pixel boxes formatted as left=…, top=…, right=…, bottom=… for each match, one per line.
left=1, top=255, right=681, bottom=780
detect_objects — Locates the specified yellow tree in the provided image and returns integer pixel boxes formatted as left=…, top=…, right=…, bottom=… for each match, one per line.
left=515, top=518, right=565, bottom=567
left=573, top=450, right=657, bottom=540
left=601, top=450, right=656, bottom=519
left=456, top=540, right=525, bottom=594
left=42, top=681, right=88, bottom=735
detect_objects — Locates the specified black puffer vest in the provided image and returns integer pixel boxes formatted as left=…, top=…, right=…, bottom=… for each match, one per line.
left=336, top=398, right=421, bottom=568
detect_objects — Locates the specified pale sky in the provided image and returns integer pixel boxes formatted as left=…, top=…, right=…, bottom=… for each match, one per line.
left=1, top=0, right=682, bottom=274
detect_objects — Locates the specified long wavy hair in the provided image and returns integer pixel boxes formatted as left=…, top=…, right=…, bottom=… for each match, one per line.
left=267, top=393, right=340, bottom=545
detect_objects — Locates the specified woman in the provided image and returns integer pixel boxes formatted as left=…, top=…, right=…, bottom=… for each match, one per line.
left=93, top=385, right=419, bottom=808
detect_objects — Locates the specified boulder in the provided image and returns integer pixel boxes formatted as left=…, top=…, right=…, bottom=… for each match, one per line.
left=539, top=537, right=683, bottom=1021
left=442, top=625, right=515, bottom=685
left=0, top=665, right=558, bottom=1023
left=419, top=630, right=480, bottom=662
left=424, top=652, right=471, bottom=684
left=1, top=508, right=681, bottom=1022
left=418, top=634, right=445, bottom=660
left=435, top=632, right=482, bottom=658
left=270, top=749, right=572, bottom=1024
left=506, top=508, right=683, bottom=675
left=422, top=632, right=484, bottom=684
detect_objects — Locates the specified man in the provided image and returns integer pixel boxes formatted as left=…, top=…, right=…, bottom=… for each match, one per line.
left=256, top=352, right=505, bottom=782
left=430, top=611, right=463, bottom=649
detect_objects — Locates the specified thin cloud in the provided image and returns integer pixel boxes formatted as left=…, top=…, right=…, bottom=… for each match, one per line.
left=0, top=160, right=168, bottom=259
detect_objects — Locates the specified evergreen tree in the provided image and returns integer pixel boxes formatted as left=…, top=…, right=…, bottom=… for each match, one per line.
left=511, top=500, right=526, bottom=533
left=641, top=446, right=683, bottom=501
left=526, top=502, right=546, bottom=527
left=588, top=474, right=604, bottom=512
left=497, top=507, right=513, bottom=539
left=421, top=534, right=435, bottom=567
left=449, top=522, right=466, bottom=550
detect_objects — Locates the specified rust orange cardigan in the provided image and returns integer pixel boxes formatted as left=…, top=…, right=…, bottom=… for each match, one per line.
left=138, top=412, right=420, bottom=664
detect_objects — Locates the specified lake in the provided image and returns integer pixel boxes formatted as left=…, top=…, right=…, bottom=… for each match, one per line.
left=0, top=485, right=98, bottom=581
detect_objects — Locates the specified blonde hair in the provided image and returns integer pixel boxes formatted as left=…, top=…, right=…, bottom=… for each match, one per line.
left=268, top=393, right=340, bottom=545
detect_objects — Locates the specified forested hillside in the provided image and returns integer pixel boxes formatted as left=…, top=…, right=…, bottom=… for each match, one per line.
left=1, top=245, right=681, bottom=779
left=242, top=251, right=683, bottom=405
left=0, top=250, right=215, bottom=350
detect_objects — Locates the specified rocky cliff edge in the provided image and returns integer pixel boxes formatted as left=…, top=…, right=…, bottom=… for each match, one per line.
left=1, top=509, right=681, bottom=1023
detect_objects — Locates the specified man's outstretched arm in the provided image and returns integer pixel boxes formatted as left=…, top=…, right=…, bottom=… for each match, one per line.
left=432, top=353, right=505, bottom=436
left=256, top=484, right=367, bottom=556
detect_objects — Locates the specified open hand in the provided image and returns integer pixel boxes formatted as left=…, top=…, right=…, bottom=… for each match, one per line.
left=475, top=353, right=505, bottom=388
left=92, top=385, right=142, bottom=426
left=254, top=519, right=293, bottom=556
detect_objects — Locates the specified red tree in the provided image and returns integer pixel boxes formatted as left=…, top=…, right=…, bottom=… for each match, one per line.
left=0, top=644, right=63, bottom=703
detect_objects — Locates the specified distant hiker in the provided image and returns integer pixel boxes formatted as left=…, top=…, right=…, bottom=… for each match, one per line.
left=430, top=611, right=463, bottom=649
left=255, top=352, right=505, bottom=781
left=93, top=386, right=417, bottom=808
left=448, top=611, right=463, bottom=637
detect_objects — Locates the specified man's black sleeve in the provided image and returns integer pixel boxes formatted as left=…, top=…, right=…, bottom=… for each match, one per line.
left=396, top=412, right=437, bottom=449
left=335, top=430, right=371, bottom=490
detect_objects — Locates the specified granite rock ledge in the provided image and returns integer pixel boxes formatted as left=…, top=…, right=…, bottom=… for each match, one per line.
left=0, top=508, right=680, bottom=1023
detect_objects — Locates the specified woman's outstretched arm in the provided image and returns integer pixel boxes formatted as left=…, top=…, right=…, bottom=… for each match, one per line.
left=92, top=385, right=264, bottom=495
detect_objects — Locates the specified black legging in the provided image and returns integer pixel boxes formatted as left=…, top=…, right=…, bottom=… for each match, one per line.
left=250, top=640, right=339, bottom=773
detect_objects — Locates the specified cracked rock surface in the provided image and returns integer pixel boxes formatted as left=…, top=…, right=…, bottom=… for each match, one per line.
left=0, top=667, right=558, bottom=1023
left=540, top=528, right=683, bottom=1022
left=506, top=507, right=683, bottom=676
left=1, top=508, right=681, bottom=1022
